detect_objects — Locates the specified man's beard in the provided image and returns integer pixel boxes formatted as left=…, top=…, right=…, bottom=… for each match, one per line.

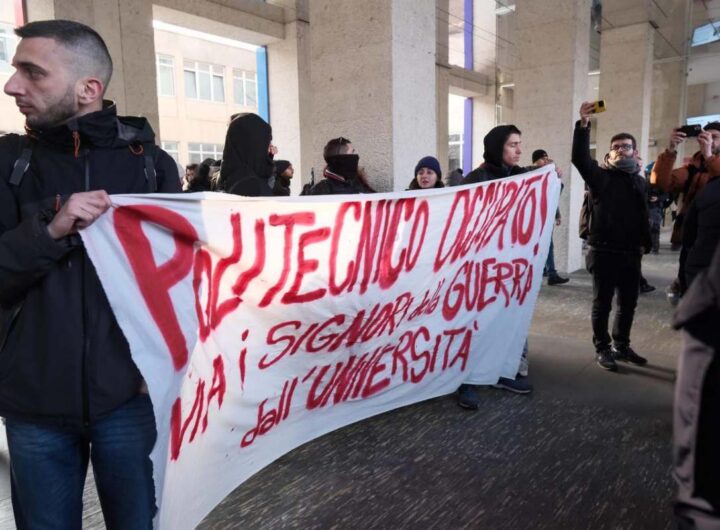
left=27, top=86, right=80, bottom=129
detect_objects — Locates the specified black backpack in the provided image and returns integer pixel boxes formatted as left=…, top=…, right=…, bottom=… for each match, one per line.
left=8, top=119, right=159, bottom=192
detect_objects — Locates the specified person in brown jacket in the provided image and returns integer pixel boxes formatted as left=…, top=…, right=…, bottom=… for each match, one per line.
left=650, top=122, right=720, bottom=295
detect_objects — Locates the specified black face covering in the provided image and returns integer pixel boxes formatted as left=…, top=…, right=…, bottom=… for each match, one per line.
left=221, top=114, right=274, bottom=184
left=326, top=154, right=360, bottom=179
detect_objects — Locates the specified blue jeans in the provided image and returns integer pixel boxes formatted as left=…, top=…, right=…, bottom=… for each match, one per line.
left=544, top=237, right=557, bottom=277
left=6, top=393, right=156, bottom=530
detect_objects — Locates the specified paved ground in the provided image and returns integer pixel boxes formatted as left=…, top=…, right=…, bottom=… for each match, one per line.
left=0, top=236, right=682, bottom=529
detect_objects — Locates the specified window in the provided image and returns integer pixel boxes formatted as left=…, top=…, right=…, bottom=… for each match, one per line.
left=184, top=61, right=224, bottom=102
left=233, top=69, right=258, bottom=107
left=448, top=133, right=463, bottom=173
left=161, top=141, right=179, bottom=163
left=156, top=54, right=175, bottom=96
left=0, top=25, right=17, bottom=73
left=188, top=143, right=223, bottom=164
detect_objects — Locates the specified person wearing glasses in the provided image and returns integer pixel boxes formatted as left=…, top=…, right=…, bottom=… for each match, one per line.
left=572, top=102, right=652, bottom=372
left=307, top=137, right=375, bottom=195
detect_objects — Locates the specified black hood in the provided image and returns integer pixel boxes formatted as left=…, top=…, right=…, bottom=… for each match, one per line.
left=275, top=160, right=291, bottom=177
left=28, top=100, right=156, bottom=151
left=483, top=125, right=520, bottom=169
left=220, top=114, right=274, bottom=190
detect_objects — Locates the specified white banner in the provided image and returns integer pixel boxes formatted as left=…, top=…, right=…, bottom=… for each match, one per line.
left=81, top=166, right=560, bottom=529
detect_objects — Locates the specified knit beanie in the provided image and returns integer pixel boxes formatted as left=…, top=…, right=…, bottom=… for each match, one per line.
left=414, top=156, right=442, bottom=180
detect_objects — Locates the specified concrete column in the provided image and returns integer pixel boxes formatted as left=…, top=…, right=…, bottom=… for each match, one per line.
left=268, top=18, right=313, bottom=194
left=513, top=0, right=591, bottom=273
left=649, top=60, right=686, bottom=163
left=25, top=0, right=159, bottom=132
left=436, top=0, right=450, bottom=171
left=307, top=0, right=436, bottom=192
left=596, top=22, right=654, bottom=164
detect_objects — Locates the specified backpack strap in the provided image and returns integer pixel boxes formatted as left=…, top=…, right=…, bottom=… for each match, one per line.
left=143, top=142, right=157, bottom=193
left=9, top=136, right=33, bottom=187
left=117, top=117, right=158, bottom=193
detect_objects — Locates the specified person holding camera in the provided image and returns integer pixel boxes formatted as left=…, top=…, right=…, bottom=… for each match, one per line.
left=650, top=122, right=720, bottom=297
left=572, top=102, right=652, bottom=372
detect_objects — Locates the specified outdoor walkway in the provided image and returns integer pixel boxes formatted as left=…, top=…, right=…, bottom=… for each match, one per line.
left=0, top=238, right=681, bottom=529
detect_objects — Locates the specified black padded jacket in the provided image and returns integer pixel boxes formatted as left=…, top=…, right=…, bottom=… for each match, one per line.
left=0, top=102, right=181, bottom=426
left=572, top=121, right=651, bottom=253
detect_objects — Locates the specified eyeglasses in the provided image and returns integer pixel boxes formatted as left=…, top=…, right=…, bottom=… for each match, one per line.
left=610, top=144, right=634, bottom=153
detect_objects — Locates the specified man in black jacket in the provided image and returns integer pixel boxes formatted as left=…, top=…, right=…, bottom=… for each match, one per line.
left=572, top=102, right=652, bottom=372
left=1, top=20, right=180, bottom=528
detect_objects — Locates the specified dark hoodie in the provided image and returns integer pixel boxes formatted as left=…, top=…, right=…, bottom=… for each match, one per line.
left=0, top=101, right=180, bottom=426
left=273, top=160, right=292, bottom=196
left=219, top=113, right=275, bottom=196
left=462, top=125, right=526, bottom=184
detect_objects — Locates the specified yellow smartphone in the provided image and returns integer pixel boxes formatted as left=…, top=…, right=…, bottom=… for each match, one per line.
left=590, top=100, right=606, bottom=114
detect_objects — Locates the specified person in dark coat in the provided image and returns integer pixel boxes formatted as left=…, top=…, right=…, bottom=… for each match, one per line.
left=407, top=156, right=444, bottom=190
left=273, top=159, right=293, bottom=196
left=682, top=175, right=720, bottom=288
left=308, top=137, right=375, bottom=195
left=462, top=124, right=526, bottom=184
left=445, top=167, right=464, bottom=187
left=218, top=113, right=275, bottom=196
left=457, top=124, right=533, bottom=410
left=572, top=101, right=652, bottom=372
left=672, top=242, right=720, bottom=529
left=1, top=19, right=181, bottom=527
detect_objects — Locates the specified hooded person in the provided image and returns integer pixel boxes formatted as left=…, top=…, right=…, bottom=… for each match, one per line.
left=408, top=156, right=445, bottom=190
left=273, top=159, right=293, bottom=196
left=456, top=125, right=534, bottom=409
left=218, top=113, right=275, bottom=196
left=308, top=137, right=375, bottom=195
left=463, top=125, right=527, bottom=184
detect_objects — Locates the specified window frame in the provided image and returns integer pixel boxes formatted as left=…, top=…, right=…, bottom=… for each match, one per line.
left=184, top=60, right=225, bottom=103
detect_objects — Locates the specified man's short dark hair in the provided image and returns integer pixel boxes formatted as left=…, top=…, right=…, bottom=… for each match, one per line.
left=186, top=163, right=199, bottom=171
left=610, top=132, right=636, bottom=150
left=704, top=121, right=720, bottom=133
left=323, top=137, right=353, bottom=161
left=15, top=19, right=113, bottom=91
left=532, top=149, right=548, bottom=163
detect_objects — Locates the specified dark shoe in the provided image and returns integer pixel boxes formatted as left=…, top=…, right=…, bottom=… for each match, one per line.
left=596, top=350, right=617, bottom=371
left=612, top=347, right=647, bottom=366
left=640, top=283, right=656, bottom=293
left=494, top=375, right=533, bottom=394
left=548, top=275, right=569, bottom=285
left=457, top=384, right=479, bottom=409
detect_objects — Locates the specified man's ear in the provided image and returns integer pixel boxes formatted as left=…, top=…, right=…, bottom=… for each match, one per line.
left=76, top=77, right=104, bottom=106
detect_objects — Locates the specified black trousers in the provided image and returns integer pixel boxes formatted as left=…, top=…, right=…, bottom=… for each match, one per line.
left=586, top=249, right=641, bottom=352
